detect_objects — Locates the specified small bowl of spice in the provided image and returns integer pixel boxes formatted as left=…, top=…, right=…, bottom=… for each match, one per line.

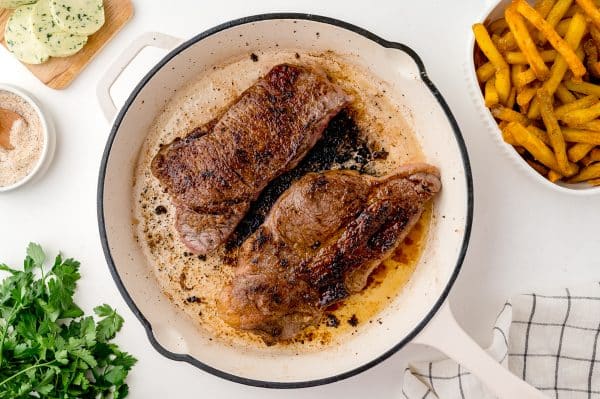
left=0, top=84, right=55, bottom=192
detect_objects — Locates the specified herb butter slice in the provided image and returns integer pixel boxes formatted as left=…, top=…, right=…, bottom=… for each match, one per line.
left=31, top=0, right=87, bottom=57
left=4, top=4, right=50, bottom=64
left=0, top=0, right=36, bottom=9
left=49, top=0, right=104, bottom=36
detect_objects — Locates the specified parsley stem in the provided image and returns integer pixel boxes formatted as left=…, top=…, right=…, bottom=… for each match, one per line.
left=0, top=360, right=57, bottom=387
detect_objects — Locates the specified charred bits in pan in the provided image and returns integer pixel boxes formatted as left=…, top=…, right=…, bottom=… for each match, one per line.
left=225, top=108, right=380, bottom=250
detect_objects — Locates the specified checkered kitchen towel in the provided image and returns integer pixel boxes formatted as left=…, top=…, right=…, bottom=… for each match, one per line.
left=402, top=284, right=600, bottom=398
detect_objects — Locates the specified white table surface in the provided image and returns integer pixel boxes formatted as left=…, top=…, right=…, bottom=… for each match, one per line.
left=1, top=0, right=599, bottom=397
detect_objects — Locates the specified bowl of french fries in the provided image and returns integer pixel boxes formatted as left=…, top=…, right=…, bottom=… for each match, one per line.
left=470, top=0, right=600, bottom=193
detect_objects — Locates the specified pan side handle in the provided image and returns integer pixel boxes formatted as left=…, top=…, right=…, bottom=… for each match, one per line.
left=413, top=302, right=546, bottom=399
left=96, top=32, right=183, bottom=121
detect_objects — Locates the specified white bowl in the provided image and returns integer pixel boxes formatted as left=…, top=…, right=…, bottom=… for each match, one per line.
left=0, top=84, right=55, bottom=193
left=466, top=0, right=600, bottom=195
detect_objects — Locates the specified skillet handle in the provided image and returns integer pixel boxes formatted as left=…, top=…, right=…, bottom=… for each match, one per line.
left=96, top=32, right=183, bottom=121
left=413, top=302, right=546, bottom=399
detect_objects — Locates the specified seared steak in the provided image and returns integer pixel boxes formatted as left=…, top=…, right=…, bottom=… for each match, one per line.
left=218, top=164, right=441, bottom=342
left=151, top=64, right=351, bottom=254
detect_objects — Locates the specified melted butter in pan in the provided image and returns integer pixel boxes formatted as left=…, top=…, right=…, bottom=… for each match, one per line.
left=133, top=49, right=429, bottom=352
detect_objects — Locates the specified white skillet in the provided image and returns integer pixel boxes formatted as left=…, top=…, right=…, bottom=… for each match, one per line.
left=96, top=14, right=545, bottom=397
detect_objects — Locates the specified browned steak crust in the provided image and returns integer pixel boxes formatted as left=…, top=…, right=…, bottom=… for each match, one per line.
left=218, top=163, right=441, bottom=342
left=151, top=64, right=351, bottom=254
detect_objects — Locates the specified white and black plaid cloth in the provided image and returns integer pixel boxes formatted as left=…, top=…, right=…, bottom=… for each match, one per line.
left=402, top=284, right=600, bottom=399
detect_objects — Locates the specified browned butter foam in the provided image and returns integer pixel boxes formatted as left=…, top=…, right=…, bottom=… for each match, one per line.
left=133, top=49, right=431, bottom=352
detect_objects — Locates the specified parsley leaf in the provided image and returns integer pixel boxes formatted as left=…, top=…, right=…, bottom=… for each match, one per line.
left=95, top=304, right=124, bottom=342
left=26, top=243, right=45, bottom=270
left=0, top=244, right=136, bottom=398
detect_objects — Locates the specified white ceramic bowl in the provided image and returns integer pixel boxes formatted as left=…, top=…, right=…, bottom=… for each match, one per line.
left=466, top=0, right=600, bottom=195
left=0, top=84, right=55, bottom=192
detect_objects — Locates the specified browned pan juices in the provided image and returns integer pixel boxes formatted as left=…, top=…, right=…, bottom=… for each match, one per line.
left=133, top=49, right=431, bottom=351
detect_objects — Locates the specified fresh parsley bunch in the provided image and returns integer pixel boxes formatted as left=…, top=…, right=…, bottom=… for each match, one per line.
left=0, top=243, right=136, bottom=398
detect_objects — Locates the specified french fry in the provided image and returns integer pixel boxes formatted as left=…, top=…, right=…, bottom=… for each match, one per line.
left=535, top=0, right=558, bottom=18
left=485, top=77, right=500, bottom=106
left=567, top=142, right=595, bottom=161
left=568, top=161, right=600, bottom=182
left=527, top=99, right=543, bottom=120
left=548, top=13, right=588, bottom=90
left=555, top=83, right=577, bottom=103
left=532, top=0, right=559, bottom=42
left=562, top=127, right=600, bottom=143
left=507, top=121, right=566, bottom=172
left=477, top=62, right=496, bottom=82
left=488, top=17, right=509, bottom=34
left=491, top=104, right=530, bottom=124
left=575, top=0, right=600, bottom=30
left=564, top=79, right=600, bottom=96
left=528, top=98, right=541, bottom=119
left=516, top=68, right=538, bottom=87
left=590, top=147, right=600, bottom=161
left=545, top=0, right=575, bottom=37
left=497, top=31, right=519, bottom=51
left=492, top=33, right=503, bottom=49
left=527, top=159, right=550, bottom=174
left=515, top=0, right=586, bottom=78
left=506, top=5, right=551, bottom=80
left=528, top=12, right=588, bottom=118
left=496, top=67, right=512, bottom=104
left=537, top=89, right=573, bottom=174
left=580, top=119, right=600, bottom=130
left=580, top=153, right=594, bottom=165
left=527, top=49, right=579, bottom=119
left=554, top=95, right=598, bottom=118
left=561, top=102, right=600, bottom=125
left=556, top=18, right=573, bottom=36
left=587, top=177, right=600, bottom=185
left=507, top=87, right=517, bottom=108
left=527, top=124, right=553, bottom=145
left=473, top=24, right=510, bottom=68
left=505, top=49, right=557, bottom=64
left=500, top=123, right=519, bottom=145
left=512, top=64, right=526, bottom=87
left=473, top=23, right=511, bottom=102
left=548, top=169, right=563, bottom=181
left=517, top=84, right=539, bottom=108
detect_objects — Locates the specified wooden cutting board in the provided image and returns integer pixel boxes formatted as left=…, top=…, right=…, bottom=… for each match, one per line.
left=0, top=0, right=133, bottom=89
